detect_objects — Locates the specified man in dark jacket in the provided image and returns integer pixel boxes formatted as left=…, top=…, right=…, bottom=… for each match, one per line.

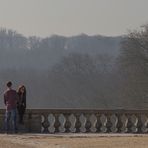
left=4, top=81, right=18, bottom=133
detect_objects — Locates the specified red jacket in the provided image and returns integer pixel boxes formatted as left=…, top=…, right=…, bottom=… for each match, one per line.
left=4, top=89, right=18, bottom=111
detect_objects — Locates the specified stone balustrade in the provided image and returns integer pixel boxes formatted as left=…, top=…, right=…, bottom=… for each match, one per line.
left=0, top=109, right=148, bottom=133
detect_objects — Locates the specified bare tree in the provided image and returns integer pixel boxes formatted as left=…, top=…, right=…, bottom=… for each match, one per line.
left=118, top=24, right=148, bottom=109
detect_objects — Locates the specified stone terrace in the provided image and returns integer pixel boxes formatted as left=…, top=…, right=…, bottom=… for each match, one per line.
left=0, top=134, right=148, bottom=148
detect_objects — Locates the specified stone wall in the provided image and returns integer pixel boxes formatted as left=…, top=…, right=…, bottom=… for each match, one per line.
left=0, top=109, right=148, bottom=133
left=0, top=109, right=41, bottom=133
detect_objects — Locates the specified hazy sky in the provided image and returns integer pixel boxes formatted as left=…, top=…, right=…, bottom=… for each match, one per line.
left=0, top=0, right=148, bottom=37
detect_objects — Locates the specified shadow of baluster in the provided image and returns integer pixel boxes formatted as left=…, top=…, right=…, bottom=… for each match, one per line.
left=41, top=115, right=45, bottom=133
left=41, top=113, right=49, bottom=133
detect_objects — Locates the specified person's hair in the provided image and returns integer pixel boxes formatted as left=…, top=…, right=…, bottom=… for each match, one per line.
left=6, top=81, right=12, bottom=88
left=17, top=85, right=26, bottom=95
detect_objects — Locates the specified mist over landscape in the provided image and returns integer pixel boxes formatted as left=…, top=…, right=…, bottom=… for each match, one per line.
left=0, top=28, right=122, bottom=109
left=0, top=26, right=147, bottom=109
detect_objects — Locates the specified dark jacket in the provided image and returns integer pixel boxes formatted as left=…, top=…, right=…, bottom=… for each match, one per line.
left=17, top=92, right=26, bottom=108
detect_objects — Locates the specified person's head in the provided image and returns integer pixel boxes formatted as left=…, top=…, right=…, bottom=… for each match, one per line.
left=6, top=81, right=12, bottom=88
left=18, top=85, right=26, bottom=94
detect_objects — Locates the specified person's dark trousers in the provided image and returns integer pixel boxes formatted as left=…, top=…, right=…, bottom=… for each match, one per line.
left=5, top=109, right=17, bottom=133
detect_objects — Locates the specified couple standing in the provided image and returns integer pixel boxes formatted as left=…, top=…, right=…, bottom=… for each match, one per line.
left=4, top=81, right=26, bottom=133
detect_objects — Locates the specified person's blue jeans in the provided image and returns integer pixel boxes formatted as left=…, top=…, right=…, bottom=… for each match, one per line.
left=5, top=109, right=17, bottom=132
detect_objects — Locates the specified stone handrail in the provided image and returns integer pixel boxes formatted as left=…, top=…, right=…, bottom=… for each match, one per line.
left=0, top=109, right=148, bottom=133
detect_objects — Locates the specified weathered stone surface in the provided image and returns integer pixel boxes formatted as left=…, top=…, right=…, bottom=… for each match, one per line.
left=131, top=115, right=138, bottom=133
left=58, top=114, right=66, bottom=132
left=89, top=114, right=97, bottom=133
left=141, top=115, right=148, bottom=133
left=121, top=114, right=128, bottom=133
left=110, top=114, right=118, bottom=133
left=79, top=114, right=87, bottom=133
left=48, top=114, right=56, bottom=133
left=69, top=114, right=76, bottom=132
left=100, top=114, right=107, bottom=133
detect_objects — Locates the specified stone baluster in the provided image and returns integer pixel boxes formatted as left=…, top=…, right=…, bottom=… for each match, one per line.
left=79, top=114, right=87, bottom=133
left=110, top=114, right=118, bottom=133
left=41, top=115, right=45, bottom=133
left=48, top=114, right=56, bottom=133
left=41, top=114, right=49, bottom=133
left=58, top=114, right=66, bottom=133
left=121, top=114, right=128, bottom=133
left=69, top=114, right=77, bottom=133
left=100, top=114, right=107, bottom=133
left=141, top=115, right=148, bottom=133
left=131, top=114, right=138, bottom=133
left=89, top=114, right=97, bottom=133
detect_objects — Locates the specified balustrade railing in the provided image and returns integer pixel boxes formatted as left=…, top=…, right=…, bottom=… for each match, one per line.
left=0, top=109, right=148, bottom=133
left=40, top=109, right=148, bottom=133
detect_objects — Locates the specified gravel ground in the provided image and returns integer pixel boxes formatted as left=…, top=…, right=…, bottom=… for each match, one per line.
left=0, top=134, right=148, bottom=148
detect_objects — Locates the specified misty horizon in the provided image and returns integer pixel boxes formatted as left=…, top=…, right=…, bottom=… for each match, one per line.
left=0, top=27, right=125, bottom=38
